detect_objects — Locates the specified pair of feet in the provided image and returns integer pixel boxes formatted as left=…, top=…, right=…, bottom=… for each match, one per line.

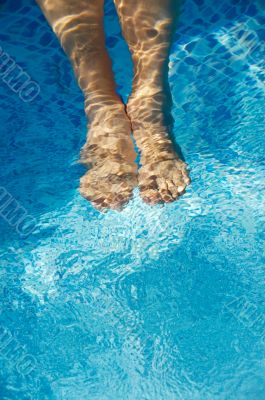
left=79, top=99, right=190, bottom=211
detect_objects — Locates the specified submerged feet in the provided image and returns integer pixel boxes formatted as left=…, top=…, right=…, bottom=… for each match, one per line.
left=127, top=91, right=191, bottom=205
left=79, top=106, right=137, bottom=210
left=133, top=130, right=190, bottom=205
left=79, top=93, right=191, bottom=211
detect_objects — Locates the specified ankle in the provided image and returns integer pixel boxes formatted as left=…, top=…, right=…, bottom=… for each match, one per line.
left=85, top=102, right=130, bottom=131
left=127, top=85, right=172, bottom=127
left=133, top=128, right=176, bottom=165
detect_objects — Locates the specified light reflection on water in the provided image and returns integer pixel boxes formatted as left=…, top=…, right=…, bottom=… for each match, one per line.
left=0, top=0, right=265, bottom=399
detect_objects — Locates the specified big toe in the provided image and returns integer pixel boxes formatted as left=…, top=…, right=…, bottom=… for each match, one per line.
left=141, top=187, right=161, bottom=204
left=138, top=174, right=160, bottom=204
left=91, top=191, right=132, bottom=210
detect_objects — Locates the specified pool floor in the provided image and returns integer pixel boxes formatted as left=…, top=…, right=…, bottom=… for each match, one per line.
left=0, top=0, right=265, bottom=399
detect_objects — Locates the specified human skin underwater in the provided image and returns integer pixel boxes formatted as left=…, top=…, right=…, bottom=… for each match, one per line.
left=36, top=0, right=191, bottom=211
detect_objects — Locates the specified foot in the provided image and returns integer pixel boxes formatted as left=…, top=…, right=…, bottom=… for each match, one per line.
left=79, top=107, right=137, bottom=211
left=138, top=158, right=190, bottom=205
left=127, top=93, right=191, bottom=205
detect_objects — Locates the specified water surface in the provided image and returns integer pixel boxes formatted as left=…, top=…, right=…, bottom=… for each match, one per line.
left=0, top=0, right=265, bottom=399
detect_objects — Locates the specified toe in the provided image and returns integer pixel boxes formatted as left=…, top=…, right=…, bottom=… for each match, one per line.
left=179, top=164, right=191, bottom=186
left=91, top=200, right=106, bottom=211
left=101, top=187, right=133, bottom=210
left=167, top=180, right=179, bottom=200
left=92, top=192, right=129, bottom=211
left=141, top=188, right=161, bottom=204
left=173, top=175, right=186, bottom=195
left=80, top=169, right=135, bottom=211
left=138, top=159, right=190, bottom=206
left=182, top=172, right=191, bottom=186
left=157, top=178, right=173, bottom=203
left=111, top=193, right=131, bottom=209
left=139, top=174, right=161, bottom=204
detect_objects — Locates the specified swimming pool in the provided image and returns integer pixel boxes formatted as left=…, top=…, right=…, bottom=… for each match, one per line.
left=0, top=0, right=265, bottom=398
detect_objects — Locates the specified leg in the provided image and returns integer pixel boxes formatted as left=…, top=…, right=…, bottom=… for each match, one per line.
left=36, top=0, right=137, bottom=210
left=114, top=0, right=190, bottom=204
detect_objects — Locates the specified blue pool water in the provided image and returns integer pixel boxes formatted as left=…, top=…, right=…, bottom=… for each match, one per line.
left=0, top=0, right=265, bottom=399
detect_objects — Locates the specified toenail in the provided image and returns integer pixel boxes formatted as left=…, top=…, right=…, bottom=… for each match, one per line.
left=147, top=182, right=157, bottom=190
left=164, top=195, right=172, bottom=202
